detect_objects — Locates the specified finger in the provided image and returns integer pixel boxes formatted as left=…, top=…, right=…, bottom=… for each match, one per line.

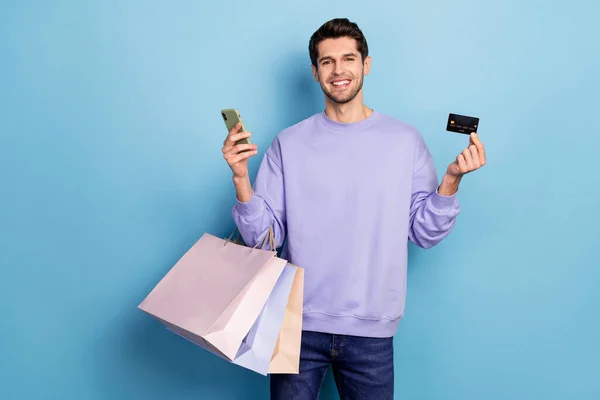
left=230, top=121, right=242, bottom=135
left=226, top=132, right=251, bottom=149
left=223, top=132, right=252, bottom=153
left=228, top=130, right=251, bottom=145
left=457, top=154, right=467, bottom=173
left=470, top=133, right=486, bottom=165
left=229, top=149, right=258, bottom=164
left=222, top=143, right=233, bottom=154
left=232, top=143, right=257, bottom=154
left=468, top=144, right=481, bottom=168
left=224, top=143, right=257, bottom=159
left=223, top=122, right=243, bottom=145
left=462, top=148, right=473, bottom=170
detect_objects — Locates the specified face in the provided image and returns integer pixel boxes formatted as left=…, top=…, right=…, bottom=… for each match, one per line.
left=312, top=37, right=371, bottom=105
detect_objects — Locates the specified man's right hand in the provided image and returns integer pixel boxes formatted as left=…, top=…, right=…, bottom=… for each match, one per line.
left=222, top=122, right=258, bottom=179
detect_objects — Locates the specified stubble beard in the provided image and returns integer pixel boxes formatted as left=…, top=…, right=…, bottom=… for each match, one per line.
left=319, top=69, right=364, bottom=105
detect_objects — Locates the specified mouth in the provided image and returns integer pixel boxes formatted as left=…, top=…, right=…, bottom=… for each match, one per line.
left=330, top=79, right=351, bottom=89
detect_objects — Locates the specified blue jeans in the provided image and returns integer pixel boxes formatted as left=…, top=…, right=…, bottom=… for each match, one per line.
left=270, top=331, right=394, bottom=400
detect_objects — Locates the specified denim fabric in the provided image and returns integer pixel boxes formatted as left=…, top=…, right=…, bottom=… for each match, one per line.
left=270, top=331, right=394, bottom=400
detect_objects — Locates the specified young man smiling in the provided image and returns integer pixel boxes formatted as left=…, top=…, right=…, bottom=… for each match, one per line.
left=221, top=18, right=486, bottom=400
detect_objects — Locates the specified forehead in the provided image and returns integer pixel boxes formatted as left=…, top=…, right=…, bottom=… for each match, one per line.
left=317, top=37, right=359, bottom=59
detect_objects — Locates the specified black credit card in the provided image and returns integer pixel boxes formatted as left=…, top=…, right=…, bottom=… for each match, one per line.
left=446, top=113, right=479, bottom=134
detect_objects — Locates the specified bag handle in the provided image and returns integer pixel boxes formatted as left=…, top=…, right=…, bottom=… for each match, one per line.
left=255, top=226, right=276, bottom=252
left=224, top=226, right=276, bottom=252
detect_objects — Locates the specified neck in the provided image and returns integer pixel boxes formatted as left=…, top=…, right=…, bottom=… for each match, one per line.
left=324, top=94, right=372, bottom=124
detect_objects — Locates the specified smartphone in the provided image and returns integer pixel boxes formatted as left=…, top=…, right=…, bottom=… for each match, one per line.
left=221, top=108, right=250, bottom=146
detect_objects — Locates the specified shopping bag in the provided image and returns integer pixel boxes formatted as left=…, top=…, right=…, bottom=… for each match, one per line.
left=138, top=226, right=286, bottom=361
left=269, top=264, right=304, bottom=374
left=231, top=263, right=298, bottom=375
left=165, top=262, right=305, bottom=376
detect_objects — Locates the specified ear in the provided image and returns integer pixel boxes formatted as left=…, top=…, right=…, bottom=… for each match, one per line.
left=311, top=64, right=319, bottom=82
left=363, top=55, right=372, bottom=75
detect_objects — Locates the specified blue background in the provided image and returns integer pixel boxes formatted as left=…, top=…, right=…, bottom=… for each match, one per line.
left=1, top=0, right=598, bottom=399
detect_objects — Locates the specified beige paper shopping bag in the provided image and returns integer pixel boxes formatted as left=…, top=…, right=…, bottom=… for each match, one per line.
left=268, top=264, right=304, bottom=374
left=138, top=227, right=286, bottom=361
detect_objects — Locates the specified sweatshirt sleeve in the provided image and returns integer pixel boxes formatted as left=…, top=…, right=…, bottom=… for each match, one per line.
left=232, top=140, right=286, bottom=250
left=408, top=135, right=460, bottom=249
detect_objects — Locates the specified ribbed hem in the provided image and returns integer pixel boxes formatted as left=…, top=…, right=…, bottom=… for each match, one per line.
left=430, top=189, right=459, bottom=210
left=301, top=312, right=401, bottom=338
left=234, top=194, right=262, bottom=220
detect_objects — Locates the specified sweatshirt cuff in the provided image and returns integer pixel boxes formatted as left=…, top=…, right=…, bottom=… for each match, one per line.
left=430, top=188, right=459, bottom=210
left=234, top=194, right=262, bottom=220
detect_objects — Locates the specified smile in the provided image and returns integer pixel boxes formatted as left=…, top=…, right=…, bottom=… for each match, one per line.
left=331, top=79, right=351, bottom=88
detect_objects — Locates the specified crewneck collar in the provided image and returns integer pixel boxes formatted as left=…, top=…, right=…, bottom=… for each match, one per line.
left=318, top=109, right=381, bottom=132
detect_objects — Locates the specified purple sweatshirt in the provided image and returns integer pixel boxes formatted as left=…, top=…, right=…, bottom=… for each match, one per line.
left=232, top=111, right=460, bottom=338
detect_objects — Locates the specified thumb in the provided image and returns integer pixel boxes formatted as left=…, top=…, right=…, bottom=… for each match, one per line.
left=469, top=132, right=477, bottom=145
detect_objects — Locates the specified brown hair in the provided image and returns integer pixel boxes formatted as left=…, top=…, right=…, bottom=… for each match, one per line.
left=309, top=18, right=369, bottom=68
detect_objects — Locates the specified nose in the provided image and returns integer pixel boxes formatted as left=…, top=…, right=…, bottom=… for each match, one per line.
left=333, top=61, right=345, bottom=76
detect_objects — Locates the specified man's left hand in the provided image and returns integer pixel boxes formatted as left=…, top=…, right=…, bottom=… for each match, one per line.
left=438, top=132, right=486, bottom=196
left=446, top=132, right=486, bottom=177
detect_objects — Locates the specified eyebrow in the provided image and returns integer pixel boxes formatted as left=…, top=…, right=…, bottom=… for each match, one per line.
left=318, top=52, right=359, bottom=63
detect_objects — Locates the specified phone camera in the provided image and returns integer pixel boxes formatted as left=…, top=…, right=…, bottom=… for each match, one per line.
left=222, top=112, right=227, bottom=121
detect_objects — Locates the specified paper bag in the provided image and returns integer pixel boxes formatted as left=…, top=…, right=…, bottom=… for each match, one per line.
left=232, top=263, right=297, bottom=375
left=138, top=229, right=285, bottom=361
left=269, top=264, right=304, bottom=374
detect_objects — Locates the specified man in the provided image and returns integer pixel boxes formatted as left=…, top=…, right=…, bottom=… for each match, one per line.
left=221, top=18, right=485, bottom=400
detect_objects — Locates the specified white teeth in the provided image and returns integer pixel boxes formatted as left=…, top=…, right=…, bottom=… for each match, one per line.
left=333, top=80, right=350, bottom=86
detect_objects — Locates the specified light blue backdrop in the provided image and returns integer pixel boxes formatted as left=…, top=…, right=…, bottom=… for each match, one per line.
left=1, top=0, right=598, bottom=399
